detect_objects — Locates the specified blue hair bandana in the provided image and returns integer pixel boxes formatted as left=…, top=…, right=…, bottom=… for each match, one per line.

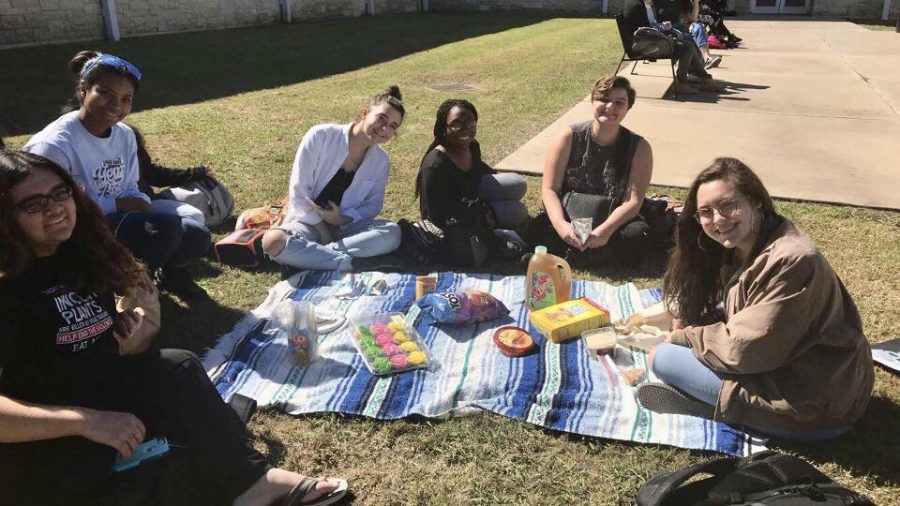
left=80, top=53, right=142, bottom=81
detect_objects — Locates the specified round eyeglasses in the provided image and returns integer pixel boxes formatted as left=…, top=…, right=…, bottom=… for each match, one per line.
left=15, top=184, right=73, bottom=214
left=694, top=198, right=739, bottom=223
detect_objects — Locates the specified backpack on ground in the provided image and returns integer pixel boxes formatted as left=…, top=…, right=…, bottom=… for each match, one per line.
left=398, top=218, right=443, bottom=265
left=441, top=197, right=497, bottom=268
left=636, top=450, right=874, bottom=506
left=159, top=176, right=234, bottom=227
left=632, top=27, right=676, bottom=59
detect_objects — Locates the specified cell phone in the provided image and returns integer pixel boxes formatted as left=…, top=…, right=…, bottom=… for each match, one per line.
left=112, top=437, right=170, bottom=472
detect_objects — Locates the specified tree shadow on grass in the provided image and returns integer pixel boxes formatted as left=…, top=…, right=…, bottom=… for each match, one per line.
left=1, top=12, right=558, bottom=136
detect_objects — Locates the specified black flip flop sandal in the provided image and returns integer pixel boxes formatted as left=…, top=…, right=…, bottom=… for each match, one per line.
left=283, top=477, right=348, bottom=506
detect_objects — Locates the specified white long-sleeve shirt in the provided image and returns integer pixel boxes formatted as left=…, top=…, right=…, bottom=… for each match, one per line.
left=23, top=111, right=149, bottom=214
left=286, top=123, right=390, bottom=227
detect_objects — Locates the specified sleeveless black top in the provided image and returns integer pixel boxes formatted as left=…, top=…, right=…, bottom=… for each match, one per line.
left=561, top=121, right=642, bottom=209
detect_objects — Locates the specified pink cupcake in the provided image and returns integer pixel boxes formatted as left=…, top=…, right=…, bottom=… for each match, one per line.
left=375, top=334, right=393, bottom=346
left=390, top=354, right=409, bottom=369
left=381, top=343, right=402, bottom=356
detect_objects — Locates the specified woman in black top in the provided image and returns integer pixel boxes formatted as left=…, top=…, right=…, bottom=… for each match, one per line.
left=529, top=75, right=654, bottom=267
left=0, top=151, right=347, bottom=505
left=415, top=99, right=528, bottom=231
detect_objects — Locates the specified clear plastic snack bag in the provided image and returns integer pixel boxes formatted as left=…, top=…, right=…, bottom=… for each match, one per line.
left=267, top=300, right=318, bottom=366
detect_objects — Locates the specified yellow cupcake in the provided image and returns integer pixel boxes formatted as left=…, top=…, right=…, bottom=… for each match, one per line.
left=407, top=351, right=427, bottom=365
left=392, top=331, right=411, bottom=343
left=399, top=342, right=419, bottom=353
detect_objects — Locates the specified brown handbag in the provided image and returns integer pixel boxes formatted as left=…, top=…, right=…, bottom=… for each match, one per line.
left=115, top=272, right=161, bottom=355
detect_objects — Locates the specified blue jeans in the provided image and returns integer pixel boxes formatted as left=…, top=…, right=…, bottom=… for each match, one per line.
left=651, top=343, right=850, bottom=441
left=270, top=218, right=401, bottom=271
left=108, top=211, right=212, bottom=270
left=151, top=197, right=207, bottom=226
left=690, top=21, right=709, bottom=48
left=478, top=172, right=528, bottom=229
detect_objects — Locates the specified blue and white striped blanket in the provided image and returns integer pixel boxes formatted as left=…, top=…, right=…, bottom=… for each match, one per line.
left=203, top=271, right=765, bottom=457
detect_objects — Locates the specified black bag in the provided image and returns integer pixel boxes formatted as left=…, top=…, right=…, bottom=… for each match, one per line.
left=636, top=450, right=874, bottom=506
left=639, top=195, right=678, bottom=247
left=399, top=218, right=443, bottom=265
left=632, top=27, right=675, bottom=59
left=562, top=191, right=614, bottom=229
left=442, top=198, right=497, bottom=267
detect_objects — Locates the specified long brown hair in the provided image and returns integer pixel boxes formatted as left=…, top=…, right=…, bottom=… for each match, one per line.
left=662, top=157, right=777, bottom=325
left=0, top=151, right=144, bottom=296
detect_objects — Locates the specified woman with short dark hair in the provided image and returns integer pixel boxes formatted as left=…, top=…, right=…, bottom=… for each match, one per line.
left=528, top=75, right=654, bottom=267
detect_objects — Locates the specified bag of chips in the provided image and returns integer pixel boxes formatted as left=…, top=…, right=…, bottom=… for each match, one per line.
left=417, top=290, right=509, bottom=325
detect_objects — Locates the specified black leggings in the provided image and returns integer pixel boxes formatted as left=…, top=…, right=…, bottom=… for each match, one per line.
left=0, top=350, right=270, bottom=506
left=527, top=212, right=650, bottom=268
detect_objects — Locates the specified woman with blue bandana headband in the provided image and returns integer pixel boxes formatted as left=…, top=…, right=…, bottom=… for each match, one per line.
left=23, top=50, right=212, bottom=301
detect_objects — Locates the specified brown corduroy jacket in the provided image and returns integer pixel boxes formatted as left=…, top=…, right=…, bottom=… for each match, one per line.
left=669, top=219, right=874, bottom=433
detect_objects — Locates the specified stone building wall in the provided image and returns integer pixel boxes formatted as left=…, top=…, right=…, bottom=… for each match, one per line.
left=1, top=0, right=895, bottom=48
left=0, top=0, right=104, bottom=47
left=115, top=0, right=279, bottom=36
left=430, top=0, right=603, bottom=12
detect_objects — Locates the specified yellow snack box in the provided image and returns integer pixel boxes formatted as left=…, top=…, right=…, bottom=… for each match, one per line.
left=529, top=297, right=610, bottom=343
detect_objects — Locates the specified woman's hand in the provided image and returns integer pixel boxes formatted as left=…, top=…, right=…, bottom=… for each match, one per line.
left=582, top=230, right=612, bottom=250
left=113, top=308, right=144, bottom=352
left=554, top=220, right=582, bottom=250
left=312, top=221, right=333, bottom=245
left=79, top=407, right=146, bottom=459
left=304, top=197, right=344, bottom=226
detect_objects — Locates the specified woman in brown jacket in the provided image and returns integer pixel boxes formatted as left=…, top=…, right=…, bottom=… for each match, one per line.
left=638, top=157, right=873, bottom=440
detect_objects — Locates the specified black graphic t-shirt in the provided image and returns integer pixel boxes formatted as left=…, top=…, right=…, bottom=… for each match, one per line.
left=0, top=256, right=119, bottom=406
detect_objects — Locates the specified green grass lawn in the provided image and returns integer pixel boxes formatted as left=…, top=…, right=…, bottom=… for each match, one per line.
left=3, top=12, right=900, bottom=504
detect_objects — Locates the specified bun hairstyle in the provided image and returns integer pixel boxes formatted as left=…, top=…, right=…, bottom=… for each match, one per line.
left=368, top=85, right=405, bottom=118
left=62, top=49, right=140, bottom=113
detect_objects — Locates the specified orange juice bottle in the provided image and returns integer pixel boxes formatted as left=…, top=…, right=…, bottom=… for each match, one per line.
left=525, top=245, right=572, bottom=311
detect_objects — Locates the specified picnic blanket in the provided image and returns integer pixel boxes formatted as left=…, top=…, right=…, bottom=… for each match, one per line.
left=203, top=271, right=766, bottom=457
left=872, top=338, right=900, bottom=374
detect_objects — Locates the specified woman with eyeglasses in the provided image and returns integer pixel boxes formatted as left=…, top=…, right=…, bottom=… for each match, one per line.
left=414, top=99, right=528, bottom=234
left=23, top=50, right=211, bottom=300
left=261, top=86, right=404, bottom=273
left=0, top=150, right=348, bottom=505
left=638, top=157, right=873, bottom=440
left=528, top=75, right=654, bottom=268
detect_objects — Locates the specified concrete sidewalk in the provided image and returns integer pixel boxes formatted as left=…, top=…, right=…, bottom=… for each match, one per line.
left=496, top=19, right=900, bottom=210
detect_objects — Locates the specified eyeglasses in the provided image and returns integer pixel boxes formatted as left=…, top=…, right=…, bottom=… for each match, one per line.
left=81, top=54, right=142, bottom=81
left=15, top=184, right=73, bottom=214
left=446, top=120, right=477, bottom=133
left=694, top=198, right=740, bottom=223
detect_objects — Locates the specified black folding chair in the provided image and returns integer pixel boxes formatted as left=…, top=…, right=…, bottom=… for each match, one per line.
left=613, top=12, right=679, bottom=98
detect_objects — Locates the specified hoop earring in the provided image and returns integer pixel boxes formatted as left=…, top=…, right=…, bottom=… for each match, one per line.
left=697, top=232, right=718, bottom=252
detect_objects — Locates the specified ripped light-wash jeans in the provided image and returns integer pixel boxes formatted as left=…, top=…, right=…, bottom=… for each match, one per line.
left=269, top=218, right=401, bottom=271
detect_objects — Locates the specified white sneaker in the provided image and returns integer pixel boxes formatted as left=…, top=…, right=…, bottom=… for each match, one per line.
left=704, top=56, right=722, bottom=69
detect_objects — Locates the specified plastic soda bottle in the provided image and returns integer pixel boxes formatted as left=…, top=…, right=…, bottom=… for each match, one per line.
left=525, top=245, right=572, bottom=311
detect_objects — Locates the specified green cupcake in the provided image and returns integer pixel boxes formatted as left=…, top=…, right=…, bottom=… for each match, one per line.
left=373, top=357, right=392, bottom=373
